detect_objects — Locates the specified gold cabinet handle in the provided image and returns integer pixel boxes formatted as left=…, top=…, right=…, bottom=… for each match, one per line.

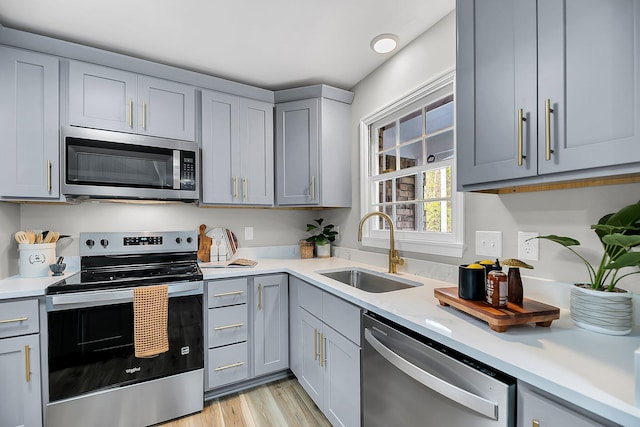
left=46, top=160, right=52, bottom=192
left=310, top=175, right=316, bottom=200
left=243, top=177, right=248, bottom=200
left=257, top=283, right=262, bottom=310
left=0, top=317, right=28, bottom=324
left=214, top=361, right=244, bottom=371
left=128, top=99, right=133, bottom=128
left=545, top=99, right=554, bottom=161
left=213, top=322, right=244, bottom=331
left=319, top=332, right=325, bottom=367
left=233, top=176, right=238, bottom=200
left=517, top=108, right=527, bottom=166
left=532, top=420, right=540, bottom=427
left=142, top=102, right=147, bottom=130
left=25, top=345, right=31, bottom=382
left=314, top=328, right=318, bottom=360
left=213, top=290, right=244, bottom=298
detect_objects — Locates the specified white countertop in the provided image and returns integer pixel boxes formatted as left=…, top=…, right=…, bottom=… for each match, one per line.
left=2, top=254, right=639, bottom=425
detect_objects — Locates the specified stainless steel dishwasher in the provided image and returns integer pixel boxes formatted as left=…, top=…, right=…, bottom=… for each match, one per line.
left=363, top=312, right=516, bottom=426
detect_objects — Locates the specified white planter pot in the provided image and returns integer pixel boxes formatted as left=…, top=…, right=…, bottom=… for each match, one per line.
left=570, top=285, right=633, bottom=335
left=316, top=243, right=331, bottom=258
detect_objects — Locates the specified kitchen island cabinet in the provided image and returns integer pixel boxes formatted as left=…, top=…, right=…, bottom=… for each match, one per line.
left=67, top=61, right=196, bottom=141
left=201, top=90, right=274, bottom=205
left=0, top=299, right=42, bottom=427
left=457, top=0, right=640, bottom=191
left=275, top=85, right=353, bottom=207
left=0, top=46, right=59, bottom=200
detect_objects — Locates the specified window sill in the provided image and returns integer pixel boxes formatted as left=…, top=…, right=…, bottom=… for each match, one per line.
left=361, top=236, right=464, bottom=258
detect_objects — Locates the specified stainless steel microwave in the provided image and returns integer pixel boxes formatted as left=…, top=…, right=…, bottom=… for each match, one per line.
left=61, top=126, right=199, bottom=201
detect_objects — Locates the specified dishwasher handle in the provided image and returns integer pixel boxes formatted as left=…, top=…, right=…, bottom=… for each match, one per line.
left=364, top=328, right=498, bottom=420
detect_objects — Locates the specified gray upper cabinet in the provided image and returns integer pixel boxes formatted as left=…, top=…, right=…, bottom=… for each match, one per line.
left=457, top=0, right=640, bottom=190
left=201, top=90, right=274, bottom=205
left=68, top=61, right=195, bottom=141
left=0, top=47, right=59, bottom=199
left=275, top=85, right=353, bottom=207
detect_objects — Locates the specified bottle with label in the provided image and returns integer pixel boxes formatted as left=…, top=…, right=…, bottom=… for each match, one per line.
left=486, top=260, right=508, bottom=308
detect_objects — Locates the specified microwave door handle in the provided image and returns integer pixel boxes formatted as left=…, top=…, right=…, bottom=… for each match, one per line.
left=173, top=150, right=181, bottom=189
left=364, top=329, right=498, bottom=420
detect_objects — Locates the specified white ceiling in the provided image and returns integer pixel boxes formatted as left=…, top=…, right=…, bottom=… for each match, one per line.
left=0, top=0, right=455, bottom=91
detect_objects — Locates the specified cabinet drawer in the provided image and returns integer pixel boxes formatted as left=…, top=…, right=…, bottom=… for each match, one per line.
left=207, top=278, right=248, bottom=308
left=297, top=278, right=322, bottom=318
left=0, top=299, right=38, bottom=339
left=208, top=305, right=248, bottom=348
left=322, top=292, right=361, bottom=345
left=207, top=342, right=248, bottom=389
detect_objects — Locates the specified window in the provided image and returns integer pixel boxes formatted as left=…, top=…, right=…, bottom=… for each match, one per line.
left=359, top=71, right=463, bottom=257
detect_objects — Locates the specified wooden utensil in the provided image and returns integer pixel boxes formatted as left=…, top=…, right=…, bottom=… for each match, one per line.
left=26, top=231, right=36, bottom=244
left=44, top=231, right=59, bottom=243
left=197, top=224, right=212, bottom=262
left=14, top=231, right=29, bottom=244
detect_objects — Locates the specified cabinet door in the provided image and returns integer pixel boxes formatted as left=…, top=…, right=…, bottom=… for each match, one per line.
left=239, top=98, right=274, bottom=205
left=323, top=325, right=361, bottom=427
left=254, top=275, right=289, bottom=376
left=201, top=90, right=239, bottom=204
left=68, top=61, right=137, bottom=133
left=275, top=99, right=319, bottom=205
left=0, top=335, right=42, bottom=427
left=537, top=0, right=640, bottom=174
left=0, top=47, right=59, bottom=199
left=298, top=309, right=324, bottom=408
left=138, top=76, right=195, bottom=141
left=456, top=0, right=538, bottom=187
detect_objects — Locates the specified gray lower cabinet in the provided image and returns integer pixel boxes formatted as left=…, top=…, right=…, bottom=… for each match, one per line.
left=67, top=60, right=195, bottom=141
left=290, top=276, right=361, bottom=427
left=0, top=46, right=59, bottom=199
left=275, top=85, right=353, bottom=207
left=201, top=90, right=274, bottom=205
left=457, top=0, right=640, bottom=191
left=0, top=299, right=42, bottom=427
left=253, top=274, right=288, bottom=376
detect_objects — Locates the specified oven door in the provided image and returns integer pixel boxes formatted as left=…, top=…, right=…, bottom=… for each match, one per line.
left=46, top=282, right=203, bottom=402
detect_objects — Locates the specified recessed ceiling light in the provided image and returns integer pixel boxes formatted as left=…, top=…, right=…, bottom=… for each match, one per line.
left=370, top=33, right=399, bottom=54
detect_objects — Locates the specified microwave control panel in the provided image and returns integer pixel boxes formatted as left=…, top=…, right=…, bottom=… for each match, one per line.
left=181, top=152, right=196, bottom=190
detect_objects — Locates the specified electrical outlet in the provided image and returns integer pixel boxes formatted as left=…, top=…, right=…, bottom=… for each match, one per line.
left=244, top=226, right=254, bottom=241
left=475, top=231, right=502, bottom=257
left=334, top=226, right=340, bottom=241
left=518, top=231, right=539, bottom=261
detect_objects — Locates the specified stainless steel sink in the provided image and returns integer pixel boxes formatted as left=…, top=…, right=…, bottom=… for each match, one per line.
left=318, top=268, right=422, bottom=293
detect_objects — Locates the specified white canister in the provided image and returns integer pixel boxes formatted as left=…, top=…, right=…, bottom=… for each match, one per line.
left=19, top=243, right=56, bottom=278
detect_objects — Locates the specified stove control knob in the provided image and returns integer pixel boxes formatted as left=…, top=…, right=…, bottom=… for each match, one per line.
left=175, top=237, right=182, bottom=244
left=100, top=239, right=109, bottom=248
left=186, top=237, right=193, bottom=244
left=86, top=239, right=95, bottom=248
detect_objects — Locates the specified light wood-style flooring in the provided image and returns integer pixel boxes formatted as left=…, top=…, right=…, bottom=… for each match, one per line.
left=159, top=378, right=332, bottom=427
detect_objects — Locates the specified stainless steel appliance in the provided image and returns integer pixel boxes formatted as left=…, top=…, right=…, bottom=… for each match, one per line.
left=45, top=231, right=204, bottom=427
left=363, top=312, right=516, bottom=427
left=61, top=126, right=199, bottom=201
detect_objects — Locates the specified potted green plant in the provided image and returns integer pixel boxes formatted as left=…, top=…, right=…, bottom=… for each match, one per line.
left=535, top=200, right=640, bottom=335
left=305, top=218, right=338, bottom=258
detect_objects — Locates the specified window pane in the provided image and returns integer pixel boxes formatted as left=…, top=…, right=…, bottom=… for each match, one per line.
left=375, top=179, right=393, bottom=204
left=372, top=206, right=393, bottom=230
left=396, top=174, right=417, bottom=202
left=378, top=123, right=396, bottom=151
left=423, top=167, right=451, bottom=199
left=423, top=201, right=452, bottom=233
left=426, top=95, right=454, bottom=134
left=426, top=130, right=454, bottom=162
left=399, top=110, right=422, bottom=143
left=378, top=151, right=396, bottom=174
left=398, top=141, right=423, bottom=169
left=397, top=203, right=417, bottom=231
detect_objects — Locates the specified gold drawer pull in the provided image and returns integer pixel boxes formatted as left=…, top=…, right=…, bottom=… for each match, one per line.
left=213, top=290, right=244, bottom=298
left=25, top=345, right=31, bottom=382
left=0, top=317, right=28, bottom=324
left=213, top=323, right=244, bottom=331
left=214, top=361, right=244, bottom=371
left=532, top=420, right=540, bottom=427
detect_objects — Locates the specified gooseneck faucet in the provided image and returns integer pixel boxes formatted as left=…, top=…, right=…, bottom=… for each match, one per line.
left=357, top=212, right=405, bottom=274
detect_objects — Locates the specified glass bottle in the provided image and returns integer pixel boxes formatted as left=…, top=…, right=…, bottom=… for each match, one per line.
left=486, top=261, right=508, bottom=308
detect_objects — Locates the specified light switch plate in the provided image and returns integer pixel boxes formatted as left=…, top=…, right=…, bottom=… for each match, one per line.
left=245, top=226, right=254, bottom=241
left=475, top=231, right=502, bottom=257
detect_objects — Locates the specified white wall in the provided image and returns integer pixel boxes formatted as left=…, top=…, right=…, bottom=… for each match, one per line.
left=0, top=202, right=20, bottom=278
left=328, top=10, right=640, bottom=294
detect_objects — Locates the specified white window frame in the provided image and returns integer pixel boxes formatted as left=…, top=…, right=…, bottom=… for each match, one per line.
left=359, top=69, right=464, bottom=257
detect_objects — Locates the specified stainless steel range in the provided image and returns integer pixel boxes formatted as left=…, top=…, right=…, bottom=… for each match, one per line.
left=45, top=231, right=204, bottom=427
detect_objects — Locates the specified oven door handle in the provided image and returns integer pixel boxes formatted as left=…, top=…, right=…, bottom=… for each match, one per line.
left=364, top=328, right=498, bottom=420
left=48, top=282, right=203, bottom=310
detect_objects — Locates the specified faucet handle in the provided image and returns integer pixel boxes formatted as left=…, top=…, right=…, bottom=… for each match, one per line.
left=392, top=250, right=404, bottom=265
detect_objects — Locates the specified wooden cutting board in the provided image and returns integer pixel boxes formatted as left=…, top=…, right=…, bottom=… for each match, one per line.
left=197, top=224, right=212, bottom=262
left=434, top=287, right=560, bottom=332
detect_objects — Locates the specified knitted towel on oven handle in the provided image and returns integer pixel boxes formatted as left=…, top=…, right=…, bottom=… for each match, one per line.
left=133, top=284, right=169, bottom=358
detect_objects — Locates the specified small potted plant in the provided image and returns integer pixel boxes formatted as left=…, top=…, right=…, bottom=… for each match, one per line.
left=534, top=200, right=640, bottom=335
left=305, top=218, right=338, bottom=258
